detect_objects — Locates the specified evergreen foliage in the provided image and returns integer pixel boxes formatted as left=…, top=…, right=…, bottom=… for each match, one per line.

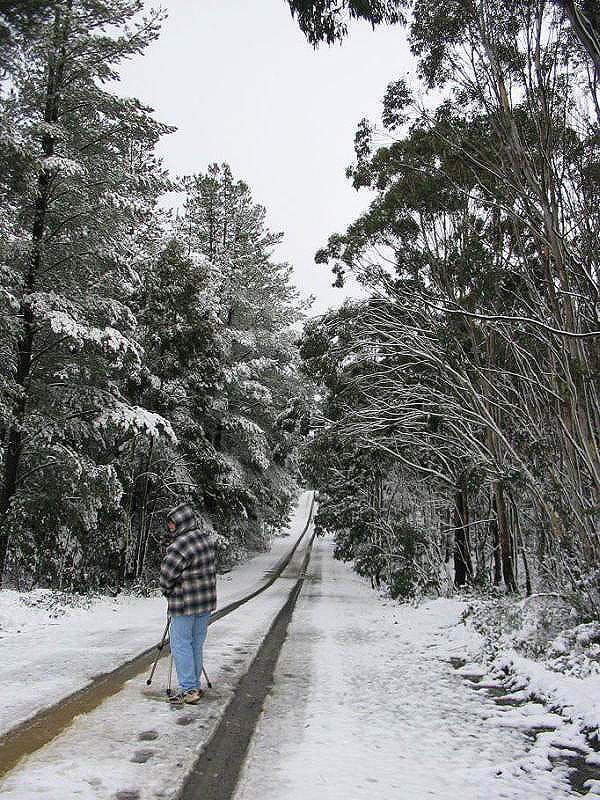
left=0, top=0, right=174, bottom=586
left=0, top=6, right=308, bottom=590
left=176, top=164, right=310, bottom=556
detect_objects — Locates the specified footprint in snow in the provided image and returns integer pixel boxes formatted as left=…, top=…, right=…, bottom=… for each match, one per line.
left=130, top=749, right=154, bottom=763
left=137, top=730, right=159, bottom=741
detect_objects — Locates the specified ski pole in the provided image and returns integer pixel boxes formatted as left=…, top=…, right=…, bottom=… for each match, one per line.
left=146, top=618, right=170, bottom=686
left=167, top=653, right=174, bottom=697
left=203, top=666, right=212, bottom=689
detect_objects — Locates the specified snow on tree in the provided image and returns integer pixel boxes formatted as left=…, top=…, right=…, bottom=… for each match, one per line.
left=304, top=0, right=600, bottom=609
left=0, top=1, right=174, bottom=587
left=177, top=164, right=310, bottom=556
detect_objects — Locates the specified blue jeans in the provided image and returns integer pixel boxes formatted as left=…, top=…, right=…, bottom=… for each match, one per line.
left=169, top=612, right=210, bottom=691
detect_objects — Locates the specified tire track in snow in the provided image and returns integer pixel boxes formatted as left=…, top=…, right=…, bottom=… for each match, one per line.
left=0, top=493, right=315, bottom=780
left=177, top=526, right=317, bottom=800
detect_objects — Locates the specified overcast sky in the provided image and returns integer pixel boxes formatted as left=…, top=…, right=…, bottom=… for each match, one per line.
left=117, top=0, right=413, bottom=316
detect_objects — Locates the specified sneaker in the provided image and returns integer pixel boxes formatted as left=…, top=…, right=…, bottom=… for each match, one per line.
left=167, top=688, right=204, bottom=705
left=183, top=689, right=204, bottom=704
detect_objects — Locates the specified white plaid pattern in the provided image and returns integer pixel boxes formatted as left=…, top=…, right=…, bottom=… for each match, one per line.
left=160, top=504, right=217, bottom=615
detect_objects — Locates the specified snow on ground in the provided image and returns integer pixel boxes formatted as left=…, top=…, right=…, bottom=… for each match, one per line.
left=2, top=495, right=598, bottom=799
left=0, top=492, right=315, bottom=799
left=0, top=573, right=304, bottom=798
left=235, top=536, right=589, bottom=800
left=0, top=489, right=313, bottom=737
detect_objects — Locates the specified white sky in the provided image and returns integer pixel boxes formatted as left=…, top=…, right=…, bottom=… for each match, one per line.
left=117, top=0, right=414, bottom=316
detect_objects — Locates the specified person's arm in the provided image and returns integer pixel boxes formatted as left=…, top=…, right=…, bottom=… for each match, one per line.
left=159, top=543, right=187, bottom=596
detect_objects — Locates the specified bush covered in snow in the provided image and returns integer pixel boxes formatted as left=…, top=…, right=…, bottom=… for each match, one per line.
left=546, top=623, right=600, bottom=678
left=461, top=594, right=600, bottom=678
left=19, top=589, right=95, bottom=617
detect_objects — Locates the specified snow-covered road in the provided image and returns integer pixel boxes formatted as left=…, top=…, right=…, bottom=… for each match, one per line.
left=235, top=535, right=579, bottom=800
left=0, top=490, right=314, bottom=739
left=0, top=493, right=315, bottom=798
left=1, top=495, right=593, bottom=799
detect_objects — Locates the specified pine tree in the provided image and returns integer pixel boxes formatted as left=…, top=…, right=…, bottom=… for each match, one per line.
left=0, top=1, right=173, bottom=584
left=116, top=236, right=224, bottom=584
left=178, top=164, right=308, bottom=551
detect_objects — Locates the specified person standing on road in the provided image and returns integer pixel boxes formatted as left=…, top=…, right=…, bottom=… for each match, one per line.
left=160, top=502, right=217, bottom=705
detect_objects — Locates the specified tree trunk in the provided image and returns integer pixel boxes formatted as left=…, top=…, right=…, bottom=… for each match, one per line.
left=509, top=492, right=532, bottom=596
left=490, top=492, right=502, bottom=586
left=555, top=0, right=600, bottom=74
left=453, top=488, right=473, bottom=587
left=443, top=506, right=453, bottom=564
left=521, top=538, right=532, bottom=597
left=495, top=481, right=517, bottom=592
left=135, top=438, right=154, bottom=579
left=140, top=494, right=159, bottom=579
left=213, top=421, right=224, bottom=450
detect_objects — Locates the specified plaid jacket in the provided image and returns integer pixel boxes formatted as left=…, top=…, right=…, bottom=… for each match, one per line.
left=160, top=503, right=217, bottom=616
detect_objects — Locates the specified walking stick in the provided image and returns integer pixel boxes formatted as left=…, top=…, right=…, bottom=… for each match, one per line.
left=203, top=666, right=212, bottom=689
left=167, top=653, right=174, bottom=696
left=146, top=618, right=170, bottom=686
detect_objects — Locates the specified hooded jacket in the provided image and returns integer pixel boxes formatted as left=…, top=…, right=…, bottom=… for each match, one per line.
left=159, top=503, right=217, bottom=616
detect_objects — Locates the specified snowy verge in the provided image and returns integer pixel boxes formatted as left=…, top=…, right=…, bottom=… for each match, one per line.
left=458, top=596, right=600, bottom=736
left=491, top=650, right=600, bottom=741
left=425, top=594, right=600, bottom=794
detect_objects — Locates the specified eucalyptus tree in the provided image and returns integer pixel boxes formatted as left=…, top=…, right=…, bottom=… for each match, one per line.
left=283, top=0, right=598, bottom=64
left=301, top=303, right=453, bottom=595
left=283, top=0, right=403, bottom=45
left=554, top=0, right=600, bottom=73
left=404, top=0, right=600, bottom=593
left=0, top=1, right=173, bottom=585
left=285, top=0, right=598, bottom=605
left=314, top=102, right=521, bottom=589
left=312, top=0, right=599, bottom=602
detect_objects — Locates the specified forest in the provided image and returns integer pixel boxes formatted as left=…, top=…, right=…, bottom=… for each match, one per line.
left=300, top=0, right=600, bottom=618
left=0, top=0, right=311, bottom=590
left=1, top=0, right=599, bottom=621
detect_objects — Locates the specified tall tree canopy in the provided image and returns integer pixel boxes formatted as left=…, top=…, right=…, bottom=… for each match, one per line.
left=0, top=7, right=310, bottom=590
left=0, top=0, right=173, bottom=583
left=303, top=0, right=600, bottom=612
left=177, top=164, right=309, bottom=546
left=283, top=0, right=403, bottom=44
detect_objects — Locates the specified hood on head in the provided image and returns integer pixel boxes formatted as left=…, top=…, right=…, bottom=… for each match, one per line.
left=166, top=502, right=198, bottom=537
